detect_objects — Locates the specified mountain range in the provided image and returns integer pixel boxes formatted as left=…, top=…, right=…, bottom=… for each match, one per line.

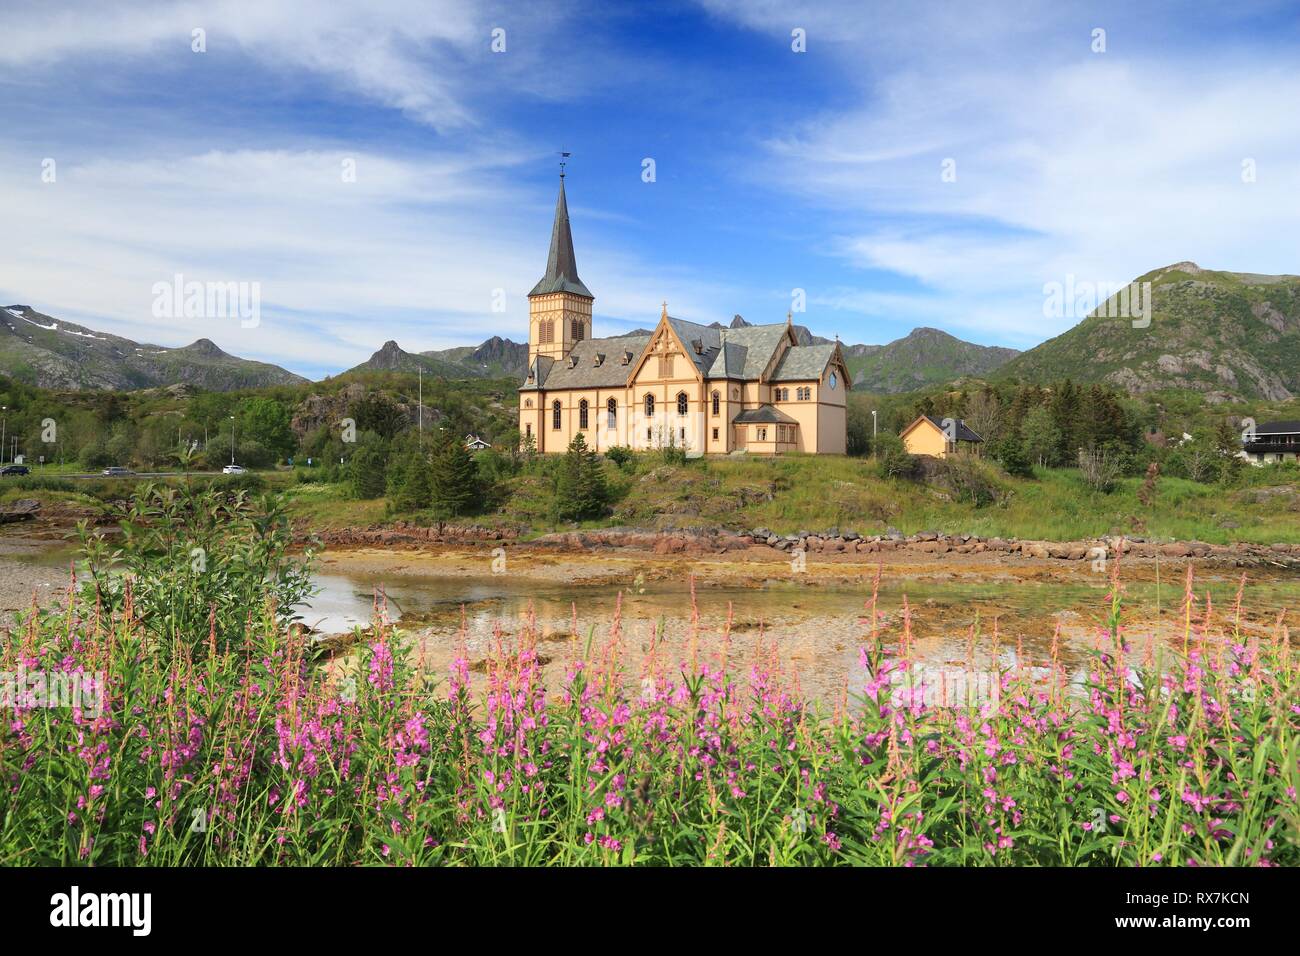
left=0, top=305, right=307, bottom=391
left=7, top=262, right=1295, bottom=401
left=341, top=314, right=1019, bottom=393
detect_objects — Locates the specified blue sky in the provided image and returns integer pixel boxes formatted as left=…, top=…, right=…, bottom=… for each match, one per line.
left=1, top=0, right=1298, bottom=378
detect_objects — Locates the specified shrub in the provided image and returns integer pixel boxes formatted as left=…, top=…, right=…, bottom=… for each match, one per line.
left=79, top=442, right=115, bottom=470
left=1078, top=446, right=1123, bottom=493
left=990, top=436, right=1034, bottom=479
left=604, top=445, right=634, bottom=469
left=199, top=473, right=268, bottom=495
left=1, top=475, right=76, bottom=494
left=941, top=454, right=1004, bottom=507
left=74, top=483, right=314, bottom=656
left=873, top=432, right=919, bottom=480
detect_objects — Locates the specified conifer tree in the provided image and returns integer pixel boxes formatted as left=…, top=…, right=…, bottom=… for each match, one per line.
left=429, top=430, right=479, bottom=518
left=387, top=445, right=432, bottom=512
left=554, top=433, right=607, bottom=522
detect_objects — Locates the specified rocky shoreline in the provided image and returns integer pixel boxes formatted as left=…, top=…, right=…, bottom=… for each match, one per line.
left=304, top=521, right=1300, bottom=568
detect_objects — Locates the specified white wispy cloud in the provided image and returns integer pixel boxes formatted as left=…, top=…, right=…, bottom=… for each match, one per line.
left=706, top=0, right=1300, bottom=345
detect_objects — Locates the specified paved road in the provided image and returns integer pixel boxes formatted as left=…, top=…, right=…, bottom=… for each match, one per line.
left=4, top=471, right=245, bottom=480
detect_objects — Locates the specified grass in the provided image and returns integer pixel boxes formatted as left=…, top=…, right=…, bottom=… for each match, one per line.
left=2, top=526, right=1295, bottom=864
left=12, top=445, right=1295, bottom=546
left=287, top=452, right=1300, bottom=544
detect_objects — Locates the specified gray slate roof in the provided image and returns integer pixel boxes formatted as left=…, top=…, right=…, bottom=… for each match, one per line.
left=924, top=415, right=984, bottom=442
left=733, top=406, right=798, bottom=425
left=665, top=317, right=723, bottom=377
left=519, top=316, right=831, bottom=393
left=708, top=324, right=791, bottom=379
left=528, top=178, right=593, bottom=298
left=1256, top=420, right=1300, bottom=434
left=770, top=343, right=837, bottom=382
left=519, top=332, right=651, bottom=391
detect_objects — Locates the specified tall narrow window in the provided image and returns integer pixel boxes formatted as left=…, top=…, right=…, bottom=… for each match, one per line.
left=658, top=354, right=674, bottom=377
left=607, top=397, right=617, bottom=429
left=578, top=399, right=589, bottom=429
left=711, top=391, right=720, bottom=416
left=676, top=391, right=688, bottom=416
left=540, top=320, right=554, bottom=344
left=644, top=394, right=655, bottom=417
left=571, top=320, right=585, bottom=342
left=552, top=400, right=562, bottom=430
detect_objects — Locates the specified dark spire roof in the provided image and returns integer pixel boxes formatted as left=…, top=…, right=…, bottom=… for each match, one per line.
left=529, top=177, right=593, bottom=298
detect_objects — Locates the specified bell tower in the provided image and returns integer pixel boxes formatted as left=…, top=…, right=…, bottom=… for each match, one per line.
left=528, top=170, right=593, bottom=363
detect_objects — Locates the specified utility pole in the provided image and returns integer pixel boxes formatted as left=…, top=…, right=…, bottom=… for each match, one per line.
left=230, top=414, right=236, bottom=465
left=0, top=406, right=6, bottom=466
left=418, top=366, right=423, bottom=442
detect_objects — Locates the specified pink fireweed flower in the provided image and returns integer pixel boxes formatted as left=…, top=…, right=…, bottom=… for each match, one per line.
left=368, top=639, right=395, bottom=693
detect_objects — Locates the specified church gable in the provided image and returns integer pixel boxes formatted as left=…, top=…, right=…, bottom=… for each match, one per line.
left=629, top=312, right=711, bottom=384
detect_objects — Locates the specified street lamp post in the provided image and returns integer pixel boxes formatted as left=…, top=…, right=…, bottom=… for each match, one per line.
left=0, top=406, right=6, bottom=467
left=871, top=409, right=877, bottom=438
left=230, top=415, right=236, bottom=466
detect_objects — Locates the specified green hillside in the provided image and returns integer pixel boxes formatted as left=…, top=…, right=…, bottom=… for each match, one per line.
left=843, top=327, right=1019, bottom=393
left=998, top=263, right=1300, bottom=401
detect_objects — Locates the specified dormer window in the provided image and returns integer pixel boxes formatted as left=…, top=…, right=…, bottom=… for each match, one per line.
left=691, top=339, right=703, bottom=355
left=567, top=354, right=579, bottom=369
left=621, top=350, right=632, bottom=365
left=593, top=352, right=604, bottom=367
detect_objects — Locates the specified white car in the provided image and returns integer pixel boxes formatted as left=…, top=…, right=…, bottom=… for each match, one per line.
left=222, top=464, right=247, bottom=475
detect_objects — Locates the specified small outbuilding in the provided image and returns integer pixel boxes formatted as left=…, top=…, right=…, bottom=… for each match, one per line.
left=900, top=415, right=984, bottom=459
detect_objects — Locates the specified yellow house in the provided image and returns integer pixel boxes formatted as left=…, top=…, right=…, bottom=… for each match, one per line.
left=518, top=175, right=851, bottom=456
left=899, top=415, right=984, bottom=459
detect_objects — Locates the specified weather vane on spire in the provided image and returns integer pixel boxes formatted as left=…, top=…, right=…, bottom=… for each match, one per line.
left=558, top=151, right=571, bottom=178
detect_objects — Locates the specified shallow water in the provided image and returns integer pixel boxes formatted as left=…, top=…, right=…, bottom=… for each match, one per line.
left=302, top=564, right=1300, bottom=704
left=13, top=538, right=1299, bottom=703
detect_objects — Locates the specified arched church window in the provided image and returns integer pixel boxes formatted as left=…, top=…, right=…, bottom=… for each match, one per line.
left=607, top=397, right=617, bottom=429
left=711, top=391, right=720, bottom=416
left=676, top=392, right=688, bottom=416
left=578, top=399, right=589, bottom=429
left=644, top=394, right=655, bottom=418
left=552, top=400, right=562, bottom=430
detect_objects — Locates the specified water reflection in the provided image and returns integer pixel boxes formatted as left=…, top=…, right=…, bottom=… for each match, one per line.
left=301, top=567, right=1300, bottom=706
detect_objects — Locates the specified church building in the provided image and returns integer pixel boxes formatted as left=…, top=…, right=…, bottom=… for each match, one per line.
left=518, top=175, right=850, bottom=456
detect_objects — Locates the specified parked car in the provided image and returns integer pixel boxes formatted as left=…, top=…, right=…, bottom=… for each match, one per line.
left=101, top=466, right=136, bottom=477
left=222, top=464, right=247, bottom=475
left=0, top=464, right=30, bottom=476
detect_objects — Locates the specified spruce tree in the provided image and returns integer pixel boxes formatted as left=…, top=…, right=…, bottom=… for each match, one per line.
left=346, top=435, right=389, bottom=499
left=388, top=446, right=432, bottom=513
left=554, top=433, right=607, bottom=522
left=429, top=430, right=479, bottom=518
